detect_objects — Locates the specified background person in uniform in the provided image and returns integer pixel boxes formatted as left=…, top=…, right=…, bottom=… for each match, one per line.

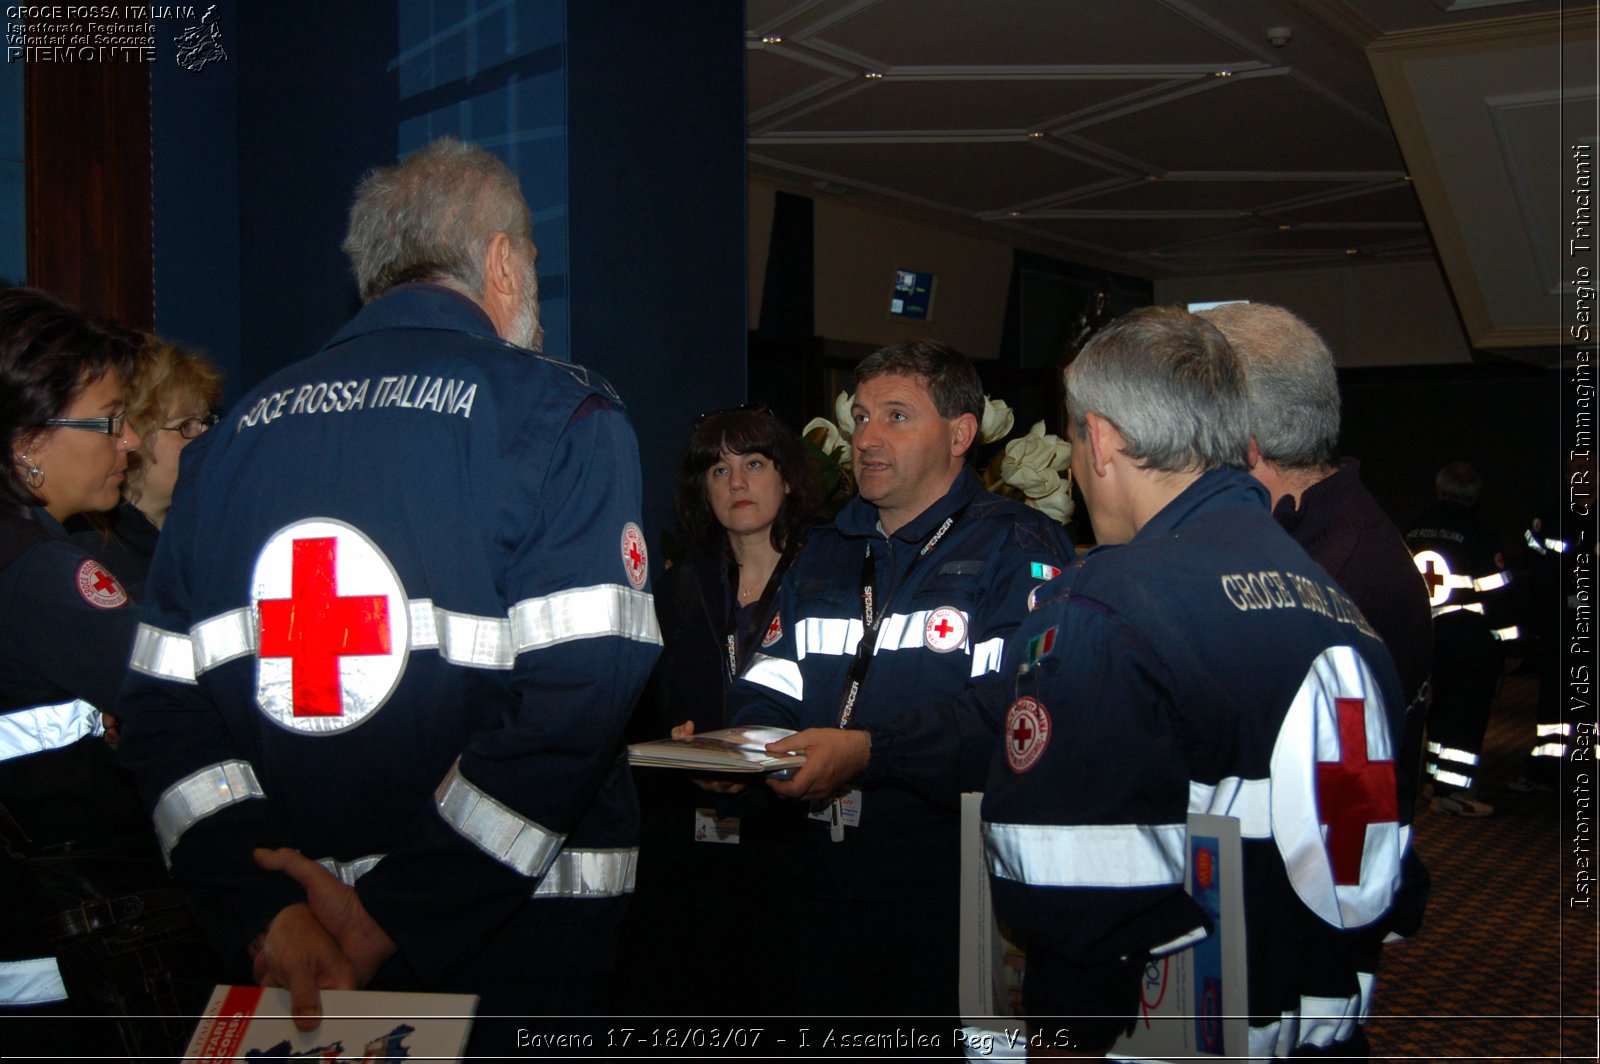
left=0, top=287, right=215, bottom=1059
left=70, top=337, right=223, bottom=603
left=726, top=340, right=1075, bottom=1017
left=115, top=138, right=660, bottom=1042
left=615, top=403, right=820, bottom=1015
left=1406, top=462, right=1518, bottom=817
left=983, top=307, right=1409, bottom=1058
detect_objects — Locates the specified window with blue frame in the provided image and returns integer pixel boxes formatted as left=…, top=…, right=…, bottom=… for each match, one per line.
left=395, top=0, right=568, bottom=360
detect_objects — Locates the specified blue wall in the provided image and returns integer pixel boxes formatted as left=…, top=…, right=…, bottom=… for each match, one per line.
left=150, top=0, right=747, bottom=542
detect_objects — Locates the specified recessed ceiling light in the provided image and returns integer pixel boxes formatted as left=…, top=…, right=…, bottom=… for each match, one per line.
left=1146, top=174, right=1161, bottom=182
left=1345, top=248, right=1359, bottom=255
left=1009, top=211, right=1021, bottom=217
left=761, top=35, right=782, bottom=44
left=865, top=71, right=883, bottom=79
left=1213, top=70, right=1232, bottom=78
left=1028, top=131, right=1045, bottom=139
left=1278, top=224, right=1293, bottom=231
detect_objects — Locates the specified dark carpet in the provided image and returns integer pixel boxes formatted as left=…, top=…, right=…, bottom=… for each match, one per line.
left=1365, top=672, right=1597, bottom=1062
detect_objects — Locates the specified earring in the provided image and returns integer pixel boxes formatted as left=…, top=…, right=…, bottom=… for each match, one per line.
left=17, top=453, right=43, bottom=488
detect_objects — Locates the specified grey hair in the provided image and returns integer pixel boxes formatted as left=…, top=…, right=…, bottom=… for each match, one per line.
left=1435, top=461, right=1482, bottom=505
left=1064, top=305, right=1250, bottom=474
left=342, top=137, right=533, bottom=303
left=1198, top=302, right=1339, bottom=469
left=854, top=340, right=984, bottom=422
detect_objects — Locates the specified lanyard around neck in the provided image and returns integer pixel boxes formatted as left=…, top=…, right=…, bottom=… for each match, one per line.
left=835, top=511, right=958, bottom=727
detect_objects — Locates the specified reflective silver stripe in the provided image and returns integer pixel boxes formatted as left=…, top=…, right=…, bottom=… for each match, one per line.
left=435, top=760, right=563, bottom=878
left=509, top=583, right=662, bottom=654
left=1532, top=742, right=1567, bottom=758
left=316, top=854, right=385, bottom=887
left=1474, top=571, right=1511, bottom=592
left=409, top=599, right=513, bottom=668
left=984, top=820, right=1185, bottom=888
left=533, top=846, right=638, bottom=897
left=1441, top=573, right=1474, bottom=589
left=1427, top=742, right=1480, bottom=766
left=1491, top=624, right=1521, bottom=641
left=153, top=760, right=266, bottom=860
left=875, top=610, right=933, bottom=652
left=192, top=607, right=257, bottom=674
left=1430, top=767, right=1472, bottom=788
left=1525, top=529, right=1546, bottom=554
left=742, top=653, right=804, bottom=700
left=794, top=616, right=863, bottom=658
left=313, top=847, right=636, bottom=898
left=1432, top=601, right=1485, bottom=618
left=0, top=700, right=102, bottom=761
left=1189, top=777, right=1271, bottom=838
left=1248, top=984, right=1368, bottom=1058
left=1547, top=537, right=1569, bottom=552
left=129, top=623, right=197, bottom=683
left=969, top=636, right=1005, bottom=678
left=1538, top=723, right=1573, bottom=737
left=0, top=956, right=67, bottom=1005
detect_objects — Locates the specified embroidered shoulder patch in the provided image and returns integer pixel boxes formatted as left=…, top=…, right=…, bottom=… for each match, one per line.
left=1005, top=696, right=1051, bottom=773
left=76, top=560, right=128, bottom=608
left=621, top=523, right=648, bottom=589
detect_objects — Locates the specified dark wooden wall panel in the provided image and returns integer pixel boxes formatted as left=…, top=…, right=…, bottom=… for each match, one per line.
left=26, top=60, right=152, bottom=330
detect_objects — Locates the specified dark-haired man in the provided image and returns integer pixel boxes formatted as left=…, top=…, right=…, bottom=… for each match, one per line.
left=727, top=340, right=1074, bottom=1016
left=118, top=138, right=660, bottom=1033
left=984, top=307, right=1409, bottom=1057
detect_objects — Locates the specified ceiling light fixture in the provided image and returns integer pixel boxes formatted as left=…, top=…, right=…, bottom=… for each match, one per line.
left=761, top=35, right=782, bottom=44
left=1028, top=131, right=1045, bottom=139
left=1213, top=70, right=1233, bottom=78
left=1266, top=26, right=1292, bottom=47
left=864, top=71, right=883, bottom=79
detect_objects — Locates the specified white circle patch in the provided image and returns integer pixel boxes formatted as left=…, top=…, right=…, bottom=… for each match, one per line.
left=251, top=518, right=408, bottom=735
left=76, top=560, right=128, bottom=608
left=924, top=606, right=967, bottom=652
left=621, top=523, right=649, bottom=589
left=1269, top=644, right=1402, bottom=929
left=1005, top=696, right=1051, bottom=773
left=762, top=612, right=783, bottom=648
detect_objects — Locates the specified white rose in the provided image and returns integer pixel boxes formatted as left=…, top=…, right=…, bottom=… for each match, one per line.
left=802, top=417, right=847, bottom=457
left=978, top=396, right=1015, bottom=443
left=1028, top=477, right=1076, bottom=523
left=834, top=390, right=855, bottom=439
left=1001, top=421, right=1073, bottom=497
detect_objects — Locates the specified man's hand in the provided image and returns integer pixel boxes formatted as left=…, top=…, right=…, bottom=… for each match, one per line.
left=254, top=848, right=397, bottom=987
left=250, top=903, right=355, bottom=1032
left=765, top=727, right=870, bottom=800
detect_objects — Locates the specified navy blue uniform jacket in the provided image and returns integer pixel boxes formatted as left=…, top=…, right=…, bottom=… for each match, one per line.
left=115, top=285, right=661, bottom=984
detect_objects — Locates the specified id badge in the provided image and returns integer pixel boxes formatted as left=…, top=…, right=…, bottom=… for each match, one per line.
left=693, top=808, right=740, bottom=844
left=808, top=788, right=863, bottom=833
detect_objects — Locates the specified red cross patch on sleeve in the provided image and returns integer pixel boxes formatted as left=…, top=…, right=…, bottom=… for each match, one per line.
left=76, top=560, right=128, bottom=608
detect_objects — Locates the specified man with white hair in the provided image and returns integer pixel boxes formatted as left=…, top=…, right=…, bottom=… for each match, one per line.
left=983, top=306, right=1409, bottom=1058
left=118, top=138, right=660, bottom=1036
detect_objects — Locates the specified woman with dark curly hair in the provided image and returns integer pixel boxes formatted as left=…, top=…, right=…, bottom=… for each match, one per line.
left=0, top=287, right=213, bottom=1057
left=615, top=403, right=821, bottom=1015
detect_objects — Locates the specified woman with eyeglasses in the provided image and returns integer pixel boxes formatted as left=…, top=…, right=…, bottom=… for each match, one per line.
left=614, top=403, right=823, bottom=1014
left=71, top=337, right=223, bottom=600
left=0, top=287, right=215, bottom=1057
